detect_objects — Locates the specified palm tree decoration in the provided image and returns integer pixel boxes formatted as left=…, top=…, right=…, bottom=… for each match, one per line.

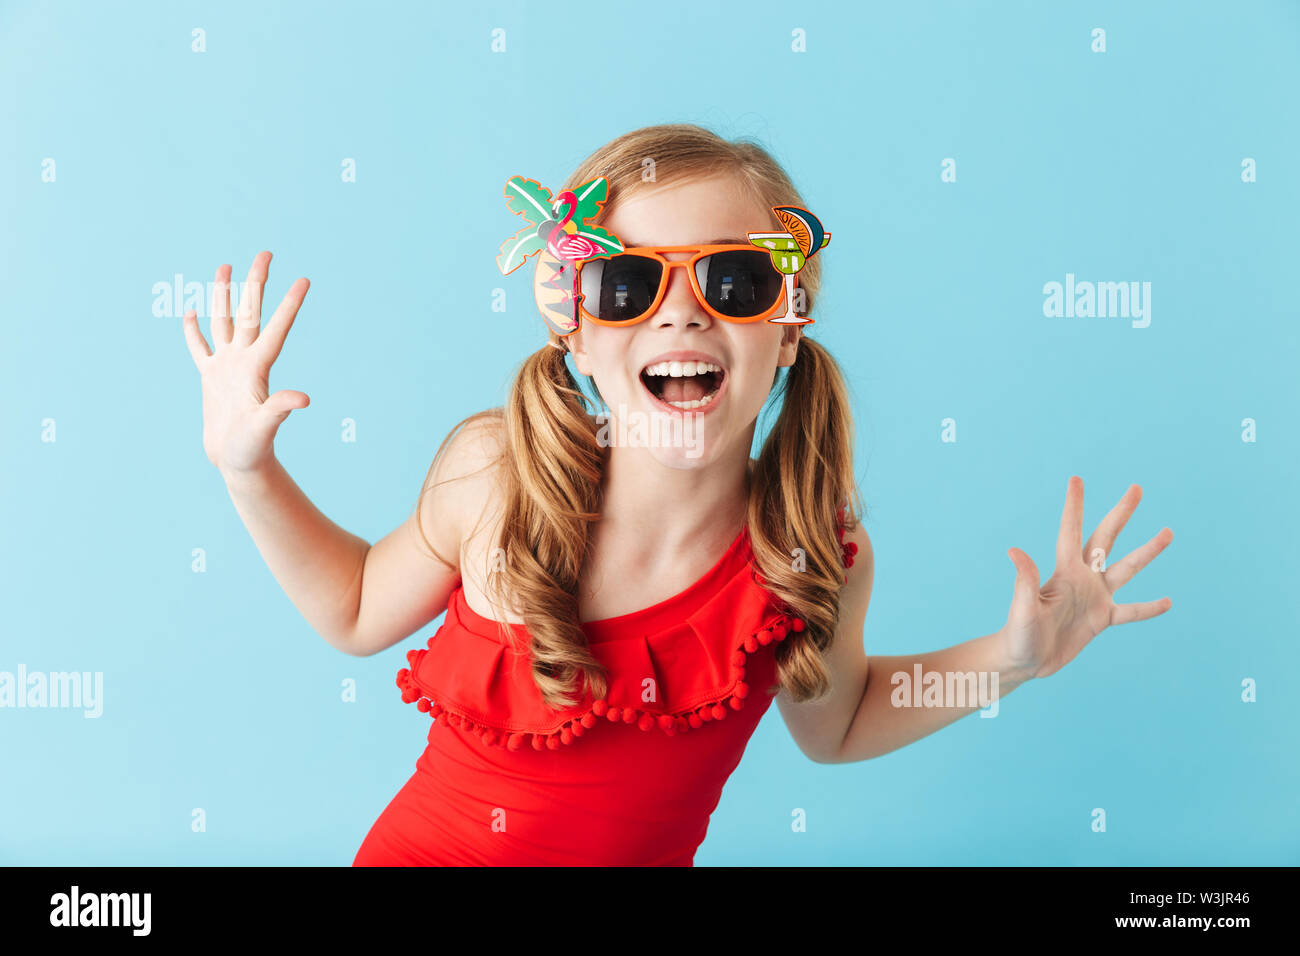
left=497, top=175, right=625, bottom=336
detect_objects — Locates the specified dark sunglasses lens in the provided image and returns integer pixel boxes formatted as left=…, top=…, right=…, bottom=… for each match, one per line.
left=580, top=256, right=662, bottom=322
left=695, top=250, right=783, bottom=317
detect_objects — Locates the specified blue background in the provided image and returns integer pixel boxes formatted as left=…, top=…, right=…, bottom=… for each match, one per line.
left=2, top=0, right=1296, bottom=865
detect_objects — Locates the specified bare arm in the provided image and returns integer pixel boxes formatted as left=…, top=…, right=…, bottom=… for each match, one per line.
left=776, top=522, right=1029, bottom=763
left=774, top=522, right=873, bottom=763
left=831, top=633, right=1028, bottom=762
left=782, top=477, right=1172, bottom=765
left=218, top=422, right=492, bottom=657
left=182, top=252, right=481, bottom=657
left=220, top=458, right=373, bottom=653
left=341, top=416, right=504, bottom=656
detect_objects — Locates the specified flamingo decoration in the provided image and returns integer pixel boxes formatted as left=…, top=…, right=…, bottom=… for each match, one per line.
left=538, top=190, right=605, bottom=320
left=544, top=191, right=603, bottom=260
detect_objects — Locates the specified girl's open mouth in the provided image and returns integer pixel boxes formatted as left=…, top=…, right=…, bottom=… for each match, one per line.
left=639, top=360, right=726, bottom=413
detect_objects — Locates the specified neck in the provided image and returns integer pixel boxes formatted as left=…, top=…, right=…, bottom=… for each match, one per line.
left=596, top=433, right=754, bottom=555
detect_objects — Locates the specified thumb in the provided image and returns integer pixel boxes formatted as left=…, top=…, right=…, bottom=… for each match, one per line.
left=1007, top=547, right=1040, bottom=617
left=262, top=389, right=310, bottom=423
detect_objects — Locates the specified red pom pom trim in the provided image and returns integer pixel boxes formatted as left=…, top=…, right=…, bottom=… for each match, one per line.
left=392, top=608, right=802, bottom=753
left=836, top=504, right=858, bottom=572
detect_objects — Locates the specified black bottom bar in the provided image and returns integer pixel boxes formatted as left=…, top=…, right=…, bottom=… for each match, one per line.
left=0, top=865, right=1287, bottom=940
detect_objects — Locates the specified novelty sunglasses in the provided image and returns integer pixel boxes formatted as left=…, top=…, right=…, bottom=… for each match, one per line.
left=497, top=175, right=829, bottom=335
left=572, top=244, right=794, bottom=326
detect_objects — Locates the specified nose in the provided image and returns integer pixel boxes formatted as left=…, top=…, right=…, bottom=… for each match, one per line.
left=651, top=254, right=712, bottom=330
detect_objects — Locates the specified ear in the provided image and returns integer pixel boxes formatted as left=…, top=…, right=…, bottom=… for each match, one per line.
left=776, top=326, right=801, bottom=369
left=568, top=328, right=593, bottom=376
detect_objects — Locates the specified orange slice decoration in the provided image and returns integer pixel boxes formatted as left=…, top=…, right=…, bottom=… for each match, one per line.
left=775, top=208, right=813, bottom=258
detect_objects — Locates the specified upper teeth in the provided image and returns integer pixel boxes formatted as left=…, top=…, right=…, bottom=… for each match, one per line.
left=643, top=361, right=722, bottom=377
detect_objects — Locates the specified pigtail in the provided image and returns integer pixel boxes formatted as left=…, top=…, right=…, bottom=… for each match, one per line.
left=748, top=334, right=864, bottom=703
left=491, top=339, right=610, bottom=708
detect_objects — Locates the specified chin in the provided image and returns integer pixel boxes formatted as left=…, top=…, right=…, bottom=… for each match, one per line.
left=592, top=399, right=725, bottom=467
left=645, top=440, right=719, bottom=469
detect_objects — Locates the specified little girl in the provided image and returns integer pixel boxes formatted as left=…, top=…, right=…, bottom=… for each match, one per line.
left=181, top=124, right=1173, bottom=866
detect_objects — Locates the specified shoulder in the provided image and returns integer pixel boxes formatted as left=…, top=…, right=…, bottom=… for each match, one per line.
left=417, top=409, right=509, bottom=553
left=840, top=519, right=872, bottom=569
left=772, top=517, right=873, bottom=761
left=837, top=519, right=873, bottom=615
left=439, top=409, right=507, bottom=471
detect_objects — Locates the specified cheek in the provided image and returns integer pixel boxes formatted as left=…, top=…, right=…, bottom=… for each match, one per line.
left=740, top=358, right=785, bottom=410
left=572, top=328, right=615, bottom=373
left=583, top=343, right=638, bottom=400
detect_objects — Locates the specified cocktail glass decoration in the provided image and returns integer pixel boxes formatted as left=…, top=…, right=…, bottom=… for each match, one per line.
left=747, top=206, right=831, bottom=325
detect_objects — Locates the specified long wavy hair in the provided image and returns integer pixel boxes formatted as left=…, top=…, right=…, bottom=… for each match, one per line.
left=418, top=123, right=863, bottom=710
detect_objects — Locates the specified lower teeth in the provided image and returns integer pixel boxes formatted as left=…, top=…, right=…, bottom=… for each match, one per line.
left=641, top=371, right=723, bottom=410
left=664, top=390, right=717, bottom=410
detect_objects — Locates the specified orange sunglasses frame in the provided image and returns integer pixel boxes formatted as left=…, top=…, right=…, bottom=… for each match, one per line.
left=573, top=244, right=795, bottom=327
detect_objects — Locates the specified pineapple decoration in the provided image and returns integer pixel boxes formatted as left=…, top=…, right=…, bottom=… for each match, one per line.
left=747, top=206, right=831, bottom=325
left=496, top=175, right=625, bottom=337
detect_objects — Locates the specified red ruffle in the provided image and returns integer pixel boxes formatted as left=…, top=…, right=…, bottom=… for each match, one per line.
left=393, top=525, right=811, bottom=752
left=393, top=518, right=858, bottom=751
left=396, top=605, right=801, bottom=752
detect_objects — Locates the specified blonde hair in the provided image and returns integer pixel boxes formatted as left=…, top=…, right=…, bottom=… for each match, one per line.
left=419, top=123, right=863, bottom=709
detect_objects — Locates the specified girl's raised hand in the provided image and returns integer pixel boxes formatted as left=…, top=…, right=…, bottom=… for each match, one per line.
left=182, top=252, right=310, bottom=476
left=1000, top=477, right=1173, bottom=681
left=181, top=252, right=310, bottom=477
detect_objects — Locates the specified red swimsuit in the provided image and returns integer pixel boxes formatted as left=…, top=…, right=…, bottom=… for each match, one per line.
left=353, top=519, right=856, bottom=866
